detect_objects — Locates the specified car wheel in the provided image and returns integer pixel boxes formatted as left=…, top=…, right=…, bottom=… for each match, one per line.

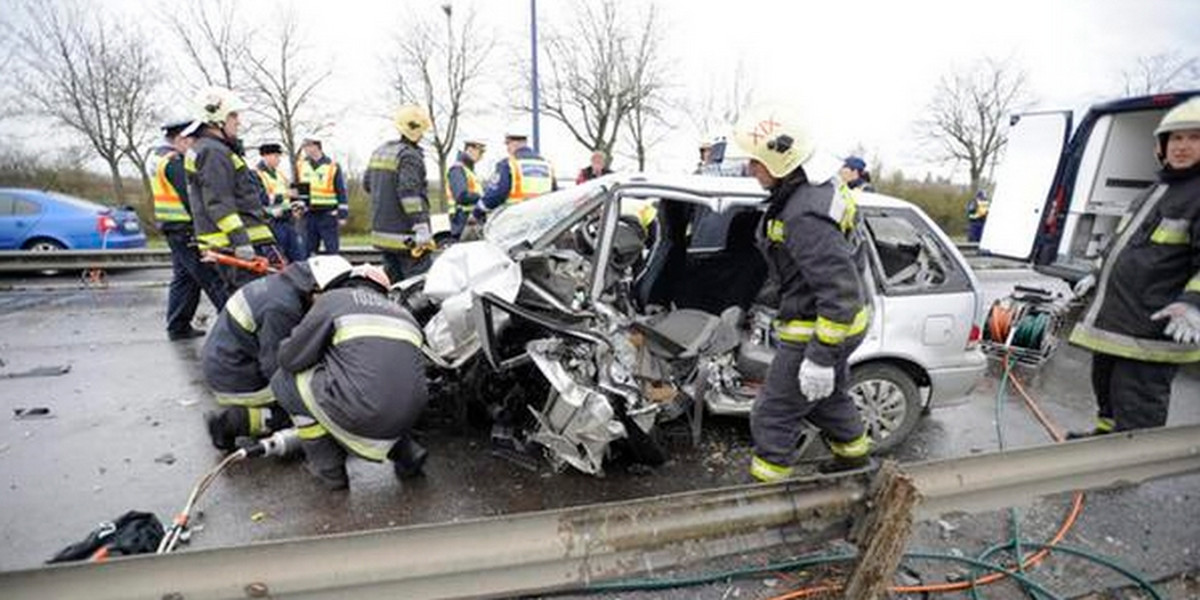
left=25, top=239, right=66, bottom=252
left=848, top=363, right=922, bottom=454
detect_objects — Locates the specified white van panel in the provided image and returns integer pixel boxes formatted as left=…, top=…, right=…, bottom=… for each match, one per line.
left=979, top=112, right=1069, bottom=259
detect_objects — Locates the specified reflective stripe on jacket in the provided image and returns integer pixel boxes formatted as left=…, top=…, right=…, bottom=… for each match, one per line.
left=188, top=134, right=276, bottom=250
left=758, top=178, right=870, bottom=366
left=365, top=138, right=429, bottom=250
left=1069, top=174, right=1200, bottom=363
left=445, top=153, right=481, bottom=214
left=299, top=158, right=340, bottom=209
left=151, top=146, right=191, bottom=226
left=507, top=156, right=554, bottom=202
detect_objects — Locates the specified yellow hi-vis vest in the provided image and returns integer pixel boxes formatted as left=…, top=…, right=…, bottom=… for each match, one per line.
left=299, top=159, right=339, bottom=209
left=507, top=156, right=553, bottom=203
left=445, top=163, right=481, bottom=214
left=151, top=149, right=190, bottom=224
left=256, top=167, right=289, bottom=205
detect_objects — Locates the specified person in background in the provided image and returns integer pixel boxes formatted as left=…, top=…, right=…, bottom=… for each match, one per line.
left=965, top=189, right=990, bottom=242
left=297, top=138, right=348, bottom=255
left=365, top=104, right=435, bottom=283
left=255, top=143, right=305, bottom=262
left=838, top=156, right=875, bottom=192
left=446, top=139, right=486, bottom=241
left=151, top=117, right=228, bottom=340
left=576, top=150, right=612, bottom=184
left=471, top=132, right=556, bottom=222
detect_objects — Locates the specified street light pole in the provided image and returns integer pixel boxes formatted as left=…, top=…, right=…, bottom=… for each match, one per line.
left=530, top=0, right=540, bottom=153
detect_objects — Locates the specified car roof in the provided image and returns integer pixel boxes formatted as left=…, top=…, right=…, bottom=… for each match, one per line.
left=602, top=173, right=919, bottom=211
left=0, top=188, right=105, bottom=211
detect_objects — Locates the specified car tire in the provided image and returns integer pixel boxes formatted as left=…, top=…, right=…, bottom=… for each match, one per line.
left=848, top=363, right=921, bottom=454
left=24, top=238, right=66, bottom=252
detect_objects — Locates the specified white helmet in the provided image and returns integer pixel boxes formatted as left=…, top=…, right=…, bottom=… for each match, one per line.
left=350, top=263, right=391, bottom=292
left=194, top=86, right=245, bottom=125
left=732, top=105, right=838, bottom=182
left=1154, top=97, right=1200, bottom=160
left=307, top=255, right=353, bottom=291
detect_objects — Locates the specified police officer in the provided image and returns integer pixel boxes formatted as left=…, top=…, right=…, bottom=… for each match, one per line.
left=151, top=117, right=228, bottom=340
left=202, top=255, right=352, bottom=450
left=965, top=189, right=989, bottom=242
left=471, top=132, right=556, bottom=222
left=732, top=106, right=873, bottom=481
left=188, top=86, right=281, bottom=290
left=270, top=264, right=429, bottom=491
left=364, top=104, right=434, bottom=283
left=256, top=143, right=305, bottom=262
left=1068, top=97, right=1200, bottom=436
left=298, top=138, right=349, bottom=255
left=838, top=156, right=875, bottom=192
left=446, top=139, right=486, bottom=241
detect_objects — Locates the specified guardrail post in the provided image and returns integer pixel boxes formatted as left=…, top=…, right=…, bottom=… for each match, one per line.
left=845, top=461, right=919, bottom=599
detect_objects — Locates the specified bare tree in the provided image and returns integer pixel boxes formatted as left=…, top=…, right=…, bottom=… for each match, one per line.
left=1121, top=52, right=1200, bottom=95
left=621, top=4, right=671, bottom=171
left=525, top=0, right=666, bottom=159
left=242, top=9, right=335, bottom=181
left=687, top=59, right=754, bottom=144
left=918, top=57, right=1031, bottom=193
left=161, top=0, right=245, bottom=90
left=114, top=40, right=162, bottom=199
left=13, top=2, right=159, bottom=206
left=389, top=3, right=494, bottom=205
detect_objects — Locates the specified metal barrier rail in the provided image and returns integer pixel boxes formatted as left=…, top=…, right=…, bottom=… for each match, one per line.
left=3, top=424, right=1197, bottom=600
left=0, top=248, right=384, bottom=273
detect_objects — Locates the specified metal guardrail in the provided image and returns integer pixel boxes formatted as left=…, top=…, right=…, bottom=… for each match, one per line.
left=3, top=424, right=1197, bottom=600
left=0, top=248, right=385, bottom=273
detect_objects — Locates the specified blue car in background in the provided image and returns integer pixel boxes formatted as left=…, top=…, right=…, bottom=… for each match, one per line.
left=0, top=188, right=147, bottom=251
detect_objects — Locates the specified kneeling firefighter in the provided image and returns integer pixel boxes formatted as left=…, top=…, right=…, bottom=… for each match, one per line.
left=202, top=255, right=353, bottom=450
left=733, top=106, right=874, bottom=481
left=270, top=264, right=429, bottom=490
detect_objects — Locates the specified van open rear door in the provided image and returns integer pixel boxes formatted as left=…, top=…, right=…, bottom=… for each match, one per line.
left=979, top=111, right=1072, bottom=260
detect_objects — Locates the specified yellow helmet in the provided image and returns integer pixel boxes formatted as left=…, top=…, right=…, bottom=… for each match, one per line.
left=1154, top=97, right=1200, bottom=159
left=395, top=104, right=432, bottom=143
left=194, top=86, right=245, bottom=125
left=732, top=106, right=816, bottom=179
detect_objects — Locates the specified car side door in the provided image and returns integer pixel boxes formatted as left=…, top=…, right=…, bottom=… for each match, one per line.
left=0, top=193, right=28, bottom=249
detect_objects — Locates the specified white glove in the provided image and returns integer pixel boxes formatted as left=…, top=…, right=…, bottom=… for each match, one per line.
left=1072, top=274, right=1096, bottom=299
left=413, top=223, right=433, bottom=246
left=1151, top=302, right=1200, bottom=345
left=233, top=245, right=256, bottom=261
left=798, top=358, right=836, bottom=401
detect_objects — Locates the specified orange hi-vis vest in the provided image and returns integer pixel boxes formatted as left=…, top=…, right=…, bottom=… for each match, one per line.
left=445, top=163, right=481, bottom=214
left=151, top=147, right=190, bottom=224
left=507, top=156, right=553, bottom=203
left=256, top=167, right=289, bottom=205
left=299, top=159, right=339, bottom=209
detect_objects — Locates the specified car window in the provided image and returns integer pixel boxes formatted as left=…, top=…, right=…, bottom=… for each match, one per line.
left=0, top=194, right=14, bottom=215
left=13, top=198, right=40, bottom=216
left=484, top=180, right=606, bottom=250
left=861, top=207, right=970, bottom=295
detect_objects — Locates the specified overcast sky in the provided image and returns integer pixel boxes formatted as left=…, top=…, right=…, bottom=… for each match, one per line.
left=6, top=0, right=1200, bottom=183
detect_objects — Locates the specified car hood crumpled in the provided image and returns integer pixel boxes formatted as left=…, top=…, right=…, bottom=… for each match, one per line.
left=422, top=240, right=523, bottom=360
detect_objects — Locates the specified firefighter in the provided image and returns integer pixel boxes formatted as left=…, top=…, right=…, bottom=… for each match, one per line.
left=256, top=143, right=305, bottom=262
left=365, top=104, right=435, bottom=283
left=1068, top=97, right=1200, bottom=436
left=471, top=132, right=556, bottom=222
left=270, top=264, right=430, bottom=491
left=188, top=86, right=281, bottom=290
left=298, top=138, right=349, bottom=255
left=446, top=139, right=486, bottom=241
left=202, top=255, right=353, bottom=451
left=732, top=106, right=873, bottom=480
left=151, top=117, right=229, bottom=340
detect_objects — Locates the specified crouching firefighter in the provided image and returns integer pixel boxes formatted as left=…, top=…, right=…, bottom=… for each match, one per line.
left=202, top=255, right=354, bottom=450
left=270, top=264, right=430, bottom=490
left=733, top=106, right=874, bottom=481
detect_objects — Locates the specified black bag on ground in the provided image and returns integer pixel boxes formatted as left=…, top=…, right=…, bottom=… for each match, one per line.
left=47, top=511, right=165, bottom=563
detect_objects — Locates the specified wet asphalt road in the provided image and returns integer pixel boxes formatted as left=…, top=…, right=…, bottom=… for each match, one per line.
left=0, top=266, right=1197, bottom=599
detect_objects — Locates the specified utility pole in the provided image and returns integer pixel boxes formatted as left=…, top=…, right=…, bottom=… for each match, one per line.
left=530, top=0, right=540, bottom=153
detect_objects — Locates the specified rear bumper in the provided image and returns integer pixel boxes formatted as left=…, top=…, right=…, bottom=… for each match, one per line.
left=100, top=235, right=147, bottom=249
left=927, top=351, right=987, bottom=407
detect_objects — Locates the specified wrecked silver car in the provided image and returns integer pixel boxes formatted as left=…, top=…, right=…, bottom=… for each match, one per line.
left=400, top=174, right=985, bottom=475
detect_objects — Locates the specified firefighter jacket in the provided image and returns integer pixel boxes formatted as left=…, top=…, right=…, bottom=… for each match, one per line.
left=150, top=146, right=192, bottom=233
left=757, top=172, right=871, bottom=367
left=364, top=137, right=429, bottom=250
left=201, top=261, right=318, bottom=404
left=298, top=155, right=348, bottom=217
left=188, top=133, right=275, bottom=250
left=275, top=284, right=427, bottom=444
left=477, top=145, right=556, bottom=213
left=445, top=151, right=481, bottom=215
left=1069, top=168, right=1200, bottom=363
left=255, top=162, right=290, bottom=219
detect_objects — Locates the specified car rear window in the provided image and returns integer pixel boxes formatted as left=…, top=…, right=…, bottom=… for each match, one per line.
left=862, top=207, right=972, bottom=295
left=42, top=192, right=106, bottom=212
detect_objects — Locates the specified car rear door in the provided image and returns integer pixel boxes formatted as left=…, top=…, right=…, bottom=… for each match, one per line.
left=0, top=193, right=42, bottom=249
left=979, top=111, right=1073, bottom=260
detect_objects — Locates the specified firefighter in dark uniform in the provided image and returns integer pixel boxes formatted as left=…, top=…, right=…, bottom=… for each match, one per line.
left=471, top=132, right=557, bottom=222
left=151, top=117, right=229, bottom=340
left=365, top=104, right=435, bottom=283
left=270, top=264, right=430, bottom=491
left=446, top=139, right=486, bottom=240
left=1068, top=97, right=1200, bottom=436
left=187, top=86, right=282, bottom=291
left=202, top=255, right=352, bottom=450
left=732, top=107, right=873, bottom=481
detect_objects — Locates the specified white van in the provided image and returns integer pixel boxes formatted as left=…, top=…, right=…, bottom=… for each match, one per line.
left=980, top=90, right=1200, bottom=281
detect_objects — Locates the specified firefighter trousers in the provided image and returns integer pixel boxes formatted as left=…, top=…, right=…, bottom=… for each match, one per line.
left=1091, top=352, right=1178, bottom=431
left=750, top=341, right=865, bottom=466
